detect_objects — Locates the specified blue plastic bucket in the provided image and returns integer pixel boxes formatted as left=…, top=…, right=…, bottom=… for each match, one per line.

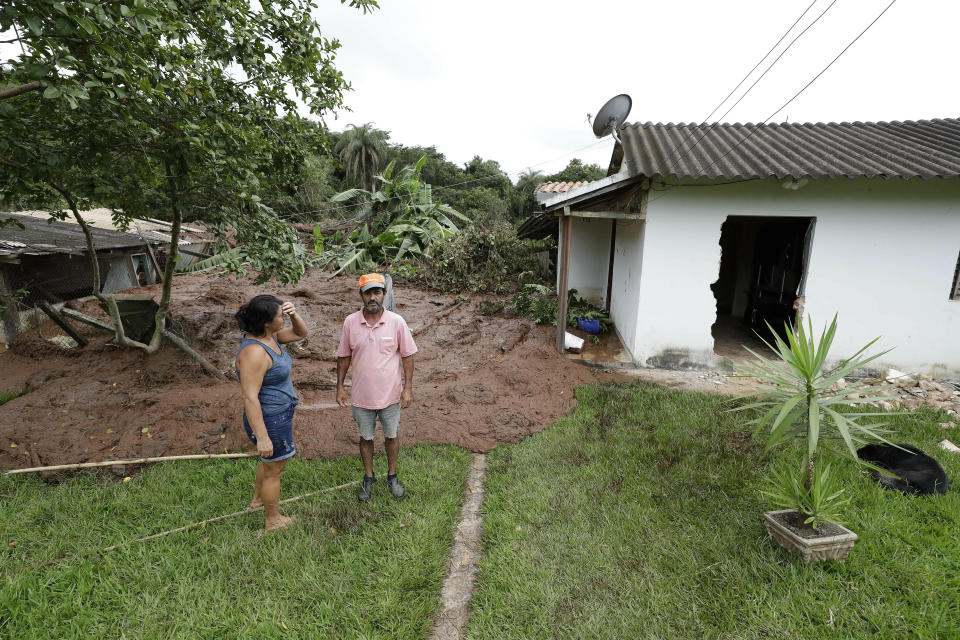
left=577, top=318, right=600, bottom=334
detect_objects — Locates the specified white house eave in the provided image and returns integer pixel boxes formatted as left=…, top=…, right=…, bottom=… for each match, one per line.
left=540, top=172, right=640, bottom=211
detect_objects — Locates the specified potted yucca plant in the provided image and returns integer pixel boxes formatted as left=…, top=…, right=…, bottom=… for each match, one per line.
left=733, top=315, right=897, bottom=563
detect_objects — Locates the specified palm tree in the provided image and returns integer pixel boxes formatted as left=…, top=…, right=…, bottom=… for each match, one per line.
left=515, top=168, right=545, bottom=217
left=336, top=123, right=390, bottom=193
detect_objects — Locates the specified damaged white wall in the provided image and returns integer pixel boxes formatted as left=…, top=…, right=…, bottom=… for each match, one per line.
left=621, top=176, right=960, bottom=374
left=557, top=217, right=612, bottom=307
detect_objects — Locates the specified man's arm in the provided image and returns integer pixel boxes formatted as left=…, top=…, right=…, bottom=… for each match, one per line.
left=336, top=356, right=351, bottom=407
left=400, top=355, right=414, bottom=408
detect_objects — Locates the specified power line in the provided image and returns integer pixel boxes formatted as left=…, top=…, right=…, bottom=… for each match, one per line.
left=663, top=0, right=836, bottom=175
left=645, top=0, right=898, bottom=208
left=765, top=0, right=897, bottom=123
left=700, top=0, right=820, bottom=125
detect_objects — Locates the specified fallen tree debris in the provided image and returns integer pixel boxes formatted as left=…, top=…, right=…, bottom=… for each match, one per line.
left=5, top=452, right=256, bottom=476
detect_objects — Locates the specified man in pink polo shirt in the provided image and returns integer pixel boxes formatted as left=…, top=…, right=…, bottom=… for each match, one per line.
left=336, top=273, right=417, bottom=502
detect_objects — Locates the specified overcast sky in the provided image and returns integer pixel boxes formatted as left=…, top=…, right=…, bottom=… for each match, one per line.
left=313, top=0, right=960, bottom=179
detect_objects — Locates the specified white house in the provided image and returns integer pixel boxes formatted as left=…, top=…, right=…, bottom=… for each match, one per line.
left=540, top=118, right=960, bottom=376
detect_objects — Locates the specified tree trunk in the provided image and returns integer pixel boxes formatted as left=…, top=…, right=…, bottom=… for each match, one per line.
left=57, top=188, right=147, bottom=349
left=143, top=159, right=185, bottom=355
left=56, top=180, right=224, bottom=378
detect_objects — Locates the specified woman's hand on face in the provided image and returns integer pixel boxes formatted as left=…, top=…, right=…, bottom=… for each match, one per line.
left=281, top=301, right=296, bottom=317
left=257, top=439, right=274, bottom=458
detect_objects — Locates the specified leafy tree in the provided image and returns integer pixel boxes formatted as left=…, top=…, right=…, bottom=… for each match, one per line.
left=543, top=158, right=607, bottom=184
left=439, top=186, right=510, bottom=228
left=335, top=122, right=390, bottom=192
left=258, top=120, right=341, bottom=222
left=0, top=0, right=377, bottom=364
left=463, top=156, right=512, bottom=197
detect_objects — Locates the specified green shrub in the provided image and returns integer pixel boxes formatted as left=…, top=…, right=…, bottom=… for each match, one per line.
left=388, top=261, right=421, bottom=284
left=567, top=291, right=612, bottom=332
left=510, top=286, right=612, bottom=332
left=512, top=290, right=533, bottom=315
left=529, top=296, right=557, bottom=325
left=429, top=225, right=552, bottom=294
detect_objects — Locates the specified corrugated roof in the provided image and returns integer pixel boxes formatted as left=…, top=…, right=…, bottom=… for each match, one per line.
left=10, top=209, right=207, bottom=244
left=535, top=181, right=592, bottom=194
left=0, top=213, right=158, bottom=258
left=616, top=117, right=960, bottom=180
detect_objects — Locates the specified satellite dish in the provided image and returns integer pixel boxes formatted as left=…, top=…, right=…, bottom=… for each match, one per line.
left=592, top=94, right=632, bottom=143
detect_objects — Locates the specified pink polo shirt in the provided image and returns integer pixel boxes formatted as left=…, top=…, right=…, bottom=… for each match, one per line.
left=336, top=309, right=418, bottom=410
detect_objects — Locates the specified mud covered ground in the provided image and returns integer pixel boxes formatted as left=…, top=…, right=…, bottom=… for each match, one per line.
left=0, top=271, right=622, bottom=471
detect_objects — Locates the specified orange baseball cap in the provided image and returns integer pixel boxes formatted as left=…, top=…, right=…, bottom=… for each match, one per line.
left=358, top=273, right=386, bottom=292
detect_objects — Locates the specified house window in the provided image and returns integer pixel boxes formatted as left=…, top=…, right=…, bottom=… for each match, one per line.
left=951, top=251, right=960, bottom=300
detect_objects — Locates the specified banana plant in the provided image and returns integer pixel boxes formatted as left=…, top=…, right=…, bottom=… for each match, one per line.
left=322, top=156, right=469, bottom=275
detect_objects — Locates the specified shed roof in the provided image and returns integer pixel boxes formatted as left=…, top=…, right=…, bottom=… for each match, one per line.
left=10, top=209, right=206, bottom=244
left=613, top=117, right=960, bottom=181
left=0, top=212, right=158, bottom=259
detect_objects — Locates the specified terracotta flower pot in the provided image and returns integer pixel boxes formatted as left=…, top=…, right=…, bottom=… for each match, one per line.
left=763, top=509, right=858, bottom=564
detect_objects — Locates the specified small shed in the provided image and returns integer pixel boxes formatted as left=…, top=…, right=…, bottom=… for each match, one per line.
left=0, top=212, right=165, bottom=345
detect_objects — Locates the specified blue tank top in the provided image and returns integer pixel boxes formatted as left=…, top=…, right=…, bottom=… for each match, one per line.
left=236, top=336, right=299, bottom=417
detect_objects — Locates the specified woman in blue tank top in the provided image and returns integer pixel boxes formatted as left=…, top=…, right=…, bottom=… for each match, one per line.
left=235, top=294, right=307, bottom=532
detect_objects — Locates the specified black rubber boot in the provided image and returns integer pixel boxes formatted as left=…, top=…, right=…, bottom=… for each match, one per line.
left=358, top=475, right=376, bottom=502
left=387, top=473, right=405, bottom=499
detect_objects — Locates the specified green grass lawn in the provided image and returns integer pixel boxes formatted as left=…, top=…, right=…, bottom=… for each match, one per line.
left=468, top=381, right=960, bottom=640
left=3, top=383, right=958, bottom=640
left=1, top=444, right=472, bottom=639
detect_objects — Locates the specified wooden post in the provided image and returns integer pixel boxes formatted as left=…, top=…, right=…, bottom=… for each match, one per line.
left=605, top=219, right=617, bottom=313
left=556, top=208, right=572, bottom=353
left=38, top=301, right=88, bottom=347
left=0, top=270, right=21, bottom=345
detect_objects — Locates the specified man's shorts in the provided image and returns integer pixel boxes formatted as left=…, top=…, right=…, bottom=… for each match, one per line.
left=243, top=405, right=296, bottom=463
left=352, top=403, right=401, bottom=441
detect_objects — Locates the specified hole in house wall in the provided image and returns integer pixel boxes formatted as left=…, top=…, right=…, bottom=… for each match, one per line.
left=711, top=216, right=814, bottom=361
left=949, top=250, right=960, bottom=300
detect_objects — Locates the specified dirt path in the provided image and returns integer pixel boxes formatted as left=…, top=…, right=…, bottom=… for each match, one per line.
left=0, top=272, right=622, bottom=471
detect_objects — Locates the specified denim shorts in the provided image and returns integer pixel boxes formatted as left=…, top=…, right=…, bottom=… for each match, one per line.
left=243, top=406, right=296, bottom=463
left=352, top=403, right=401, bottom=441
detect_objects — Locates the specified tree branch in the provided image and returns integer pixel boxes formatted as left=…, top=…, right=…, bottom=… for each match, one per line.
left=0, top=81, right=48, bottom=101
